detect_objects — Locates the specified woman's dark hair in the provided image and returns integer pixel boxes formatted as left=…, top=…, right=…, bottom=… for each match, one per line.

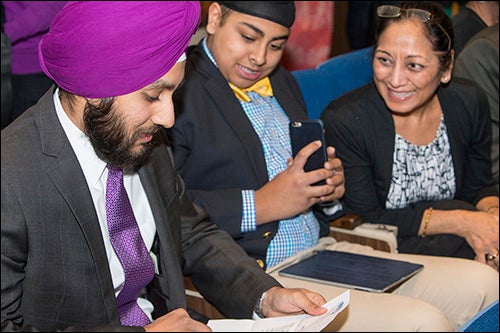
left=375, top=1, right=454, bottom=72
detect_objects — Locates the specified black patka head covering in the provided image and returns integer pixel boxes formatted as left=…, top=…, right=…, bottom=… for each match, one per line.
left=217, top=1, right=295, bottom=28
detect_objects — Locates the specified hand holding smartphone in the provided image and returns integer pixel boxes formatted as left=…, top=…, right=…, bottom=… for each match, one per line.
left=289, top=119, right=328, bottom=185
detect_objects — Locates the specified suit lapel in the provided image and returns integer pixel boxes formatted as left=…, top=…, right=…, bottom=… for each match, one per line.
left=270, top=69, right=309, bottom=122
left=137, top=136, right=187, bottom=308
left=203, top=69, right=268, bottom=180
left=34, top=88, right=120, bottom=323
left=192, top=47, right=308, bottom=183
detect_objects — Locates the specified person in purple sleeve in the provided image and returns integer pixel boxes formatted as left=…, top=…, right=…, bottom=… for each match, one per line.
left=1, top=1, right=66, bottom=129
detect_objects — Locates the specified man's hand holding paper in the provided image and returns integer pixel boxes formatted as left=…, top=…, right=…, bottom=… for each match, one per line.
left=208, top=290, right=350, bottom=332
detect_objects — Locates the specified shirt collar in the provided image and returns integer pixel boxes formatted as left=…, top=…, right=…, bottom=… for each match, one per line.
left=53, top=88, right=107, bottom=188
left=202, top=37, right=218, bottom=68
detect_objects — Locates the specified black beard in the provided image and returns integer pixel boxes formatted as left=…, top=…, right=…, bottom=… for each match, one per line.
left=83, top=99, right=154, bottom=171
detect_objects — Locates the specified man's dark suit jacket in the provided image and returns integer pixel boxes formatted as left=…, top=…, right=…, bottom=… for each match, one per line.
left=170, top=44, right=332, bottom=268
left=1, top=87, right=280, bottom=331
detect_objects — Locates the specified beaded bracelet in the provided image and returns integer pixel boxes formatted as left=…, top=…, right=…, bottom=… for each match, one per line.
left=421, top=207, right=433, bottom=238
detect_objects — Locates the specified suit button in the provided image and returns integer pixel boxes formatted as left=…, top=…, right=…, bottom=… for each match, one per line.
left=256, top=259, right=265, bottom=268
left=262, top=231, right=271, bottom=238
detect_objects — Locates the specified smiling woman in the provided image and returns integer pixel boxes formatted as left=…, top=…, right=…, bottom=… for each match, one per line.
left=321, top=1, right=499, bottom=270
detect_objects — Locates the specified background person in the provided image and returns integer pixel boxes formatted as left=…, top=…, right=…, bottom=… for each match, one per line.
left=1, top=2, right=12, bottom=129
left=454, top=23, right=499, bottom=191
left=1, top=1, right=66, bottom=129
left=451, top=0, right=499, bottom=56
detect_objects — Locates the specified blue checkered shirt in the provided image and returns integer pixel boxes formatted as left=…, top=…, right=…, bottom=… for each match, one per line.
left=202, top=39, right=320, bottom=268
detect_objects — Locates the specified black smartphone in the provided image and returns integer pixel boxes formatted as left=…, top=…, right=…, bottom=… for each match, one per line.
left=289, top=119, right=328, bottom=181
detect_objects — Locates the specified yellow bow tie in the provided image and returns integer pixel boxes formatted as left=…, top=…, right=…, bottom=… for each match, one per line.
left=229, top=77, right=274, bottom=103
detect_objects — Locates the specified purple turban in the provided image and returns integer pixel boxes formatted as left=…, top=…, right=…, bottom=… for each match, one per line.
left=39, top=1, right=200, bottom=98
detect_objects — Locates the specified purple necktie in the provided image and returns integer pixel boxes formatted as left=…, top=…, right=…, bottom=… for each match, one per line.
left=106, top=166, right=155, bottom=326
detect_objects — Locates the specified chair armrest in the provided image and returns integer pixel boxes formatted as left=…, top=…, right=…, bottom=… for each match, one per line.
left=330, top=212, right=363, bottom=230
left=329, top=214, right=398, bottom=253
left=184, top=277, right=225, bottom=319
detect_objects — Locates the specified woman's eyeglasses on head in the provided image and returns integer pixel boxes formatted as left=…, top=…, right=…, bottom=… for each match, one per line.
left=377, top=5, right=451, bottom=52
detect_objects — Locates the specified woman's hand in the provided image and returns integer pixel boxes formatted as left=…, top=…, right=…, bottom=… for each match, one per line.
left=461, top=211, right=499, bottom=271
left=320, top=146, right=345, bottom=202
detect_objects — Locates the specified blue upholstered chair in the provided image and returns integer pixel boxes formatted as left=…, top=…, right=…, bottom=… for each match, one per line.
left=292, top=46, right=400, bottom=253
left=292, top=46, right=374, bottom=120
left=458, top=300, right=499, bottom=332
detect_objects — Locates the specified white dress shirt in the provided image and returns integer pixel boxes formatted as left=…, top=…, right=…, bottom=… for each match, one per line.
left=53, top=88, right=157, bottom=319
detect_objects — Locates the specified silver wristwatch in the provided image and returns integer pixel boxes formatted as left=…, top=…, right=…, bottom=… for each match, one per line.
left=254, top=291, right=267, bottom=319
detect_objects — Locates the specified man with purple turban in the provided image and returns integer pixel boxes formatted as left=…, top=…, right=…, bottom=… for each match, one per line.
left=1, top=2, right=330, bottom=331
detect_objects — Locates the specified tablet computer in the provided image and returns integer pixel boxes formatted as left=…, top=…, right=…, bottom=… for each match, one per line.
left=278, top=250, right=424, bottom=293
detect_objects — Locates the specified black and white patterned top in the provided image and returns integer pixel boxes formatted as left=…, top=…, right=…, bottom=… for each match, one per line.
left=386, top=116, right=456, bottom=209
